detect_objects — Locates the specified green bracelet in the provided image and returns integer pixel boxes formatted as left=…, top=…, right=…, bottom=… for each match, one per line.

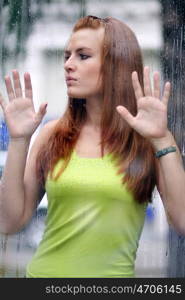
left=155, top=146, right=176, bottom=158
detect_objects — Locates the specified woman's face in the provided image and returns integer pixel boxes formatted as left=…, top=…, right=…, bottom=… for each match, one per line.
left=64, top=27, right=104, bottom=99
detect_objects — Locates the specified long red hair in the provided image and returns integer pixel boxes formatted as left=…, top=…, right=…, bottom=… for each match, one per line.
left=36, top=16, right=158, bottom=203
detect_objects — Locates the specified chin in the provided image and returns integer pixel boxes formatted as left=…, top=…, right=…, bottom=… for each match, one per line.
left=67, top=91, right=86, bottom=99
left=68, top=94, right=84, bottom=99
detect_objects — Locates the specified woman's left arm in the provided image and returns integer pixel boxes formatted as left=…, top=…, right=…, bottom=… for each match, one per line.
left=151, top=130, right=185, bottom=235
left=116, top=66, right=185, bottom=234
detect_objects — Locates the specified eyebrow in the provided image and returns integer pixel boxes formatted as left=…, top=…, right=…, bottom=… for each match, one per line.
left=64, top=47, right=93, bottom=54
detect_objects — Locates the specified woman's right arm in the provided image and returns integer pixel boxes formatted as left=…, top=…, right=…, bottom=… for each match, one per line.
left=0, top=122, right=58, bottom=234
left=0, top=70, right=49, bottom=234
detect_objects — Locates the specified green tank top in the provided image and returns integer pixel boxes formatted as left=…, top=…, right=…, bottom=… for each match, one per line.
left=26, top=150, right=146, bottom=278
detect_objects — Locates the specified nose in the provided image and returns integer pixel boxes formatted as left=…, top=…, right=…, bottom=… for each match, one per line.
left=64, top=56, right=76, bottom=72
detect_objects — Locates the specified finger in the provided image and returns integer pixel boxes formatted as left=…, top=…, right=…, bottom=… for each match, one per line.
left=144, top=66, right=152, bottom=96
left=132, top=71, right=143, bottom=101
left=153, top=71, right=160, bottom=99
left=162, top=82, right=171, bottom=106
left=116, top=105, right=135, bottom=128
left=12, top=69, right=23, bottom=98
left=0, top=91, right=7, bottom=111
left=4, top=75, right=15, bottom=101
left=24, top=72, right=33, bottom=101
left=36, top=102, right=48, bottom=121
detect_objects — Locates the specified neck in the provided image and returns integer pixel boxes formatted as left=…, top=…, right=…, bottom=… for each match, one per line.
left=84, top=96, right=102, bottom=130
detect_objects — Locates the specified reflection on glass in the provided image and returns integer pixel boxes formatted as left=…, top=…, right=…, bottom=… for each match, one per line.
left=0, top=0, right=182, bottom=278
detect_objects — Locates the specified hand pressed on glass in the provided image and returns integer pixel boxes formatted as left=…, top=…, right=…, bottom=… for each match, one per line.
left=116, top=66, right=171, bottom=141
left=0, top=70, right=47, bottom=140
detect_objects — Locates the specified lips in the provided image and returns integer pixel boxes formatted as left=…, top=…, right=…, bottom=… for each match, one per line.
left=66, top=76, right=77, bottom=87
left=66, top=76, right=77, bottom=82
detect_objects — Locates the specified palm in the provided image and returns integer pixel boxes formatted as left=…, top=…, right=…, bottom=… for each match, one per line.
left=4, top=98, right=42, bottom=138
left=0, top=70, right=47, bottom=139
left=132, top=96, right=167, bottom=138
left=117, top=67, right=170, bottom=140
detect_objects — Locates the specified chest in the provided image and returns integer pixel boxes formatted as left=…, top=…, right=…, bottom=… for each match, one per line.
left=75, top=127, right=105, bottom=158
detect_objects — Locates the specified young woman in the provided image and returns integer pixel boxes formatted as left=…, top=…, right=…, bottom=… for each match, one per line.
left=0, top=16, right=185, bottom=278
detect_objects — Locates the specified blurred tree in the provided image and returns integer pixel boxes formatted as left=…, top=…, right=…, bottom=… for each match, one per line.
left=0, top=0, right=35, bottom=71
left=0, top=0, right=86, bottom=70
left=160, top=0, right=185, bottom=277
left=8, top=0, right=33, bottom=56
left=69, top=0, right=86, bottom=17
left=0, top=1, right=27, bottom=69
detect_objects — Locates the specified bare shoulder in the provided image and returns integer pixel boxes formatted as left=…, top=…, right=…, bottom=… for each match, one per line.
left=30, top=119, right=59, bottom=151
left=37, top=119, right=59, bottom=141
left=25, top=118, right=59, bottom=175
left=42, top=119, right=59, bottom=130
left=25, top=118, right=60, bottom=182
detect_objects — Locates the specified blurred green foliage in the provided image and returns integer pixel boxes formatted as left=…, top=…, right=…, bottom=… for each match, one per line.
left=0, top=0, right=86, bottom=68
